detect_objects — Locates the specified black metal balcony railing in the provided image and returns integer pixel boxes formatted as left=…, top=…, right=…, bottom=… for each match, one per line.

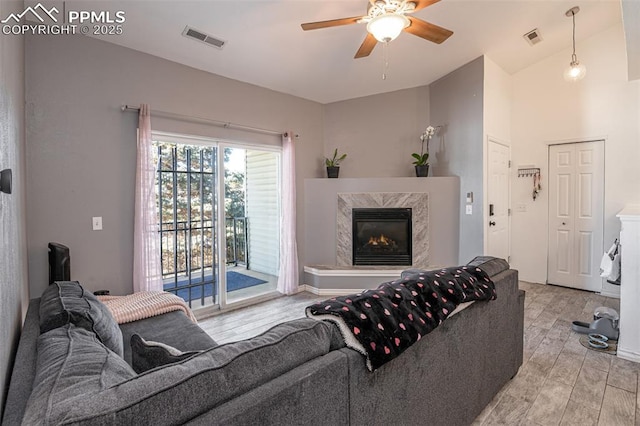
left=158, top=218, right=247, bottom=277
left=226, top=217, right=248, bottom=268
left=156, top=143, right=249, bottom=306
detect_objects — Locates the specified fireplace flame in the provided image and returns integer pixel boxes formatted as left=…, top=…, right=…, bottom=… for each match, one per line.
left=367, top=234, right=394, bottom=246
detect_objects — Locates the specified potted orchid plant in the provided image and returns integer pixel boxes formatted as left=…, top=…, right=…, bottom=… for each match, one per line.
left=412, top=125, right=438, bottom=177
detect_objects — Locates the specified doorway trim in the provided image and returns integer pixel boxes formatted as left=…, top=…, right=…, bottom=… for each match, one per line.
left=484, top=135, right=511, bottom=261
left=546, top=139, right=605, bottom=292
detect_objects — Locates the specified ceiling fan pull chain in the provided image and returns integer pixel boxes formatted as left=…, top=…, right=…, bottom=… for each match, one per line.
left=382, top=41, right=389, bottom=80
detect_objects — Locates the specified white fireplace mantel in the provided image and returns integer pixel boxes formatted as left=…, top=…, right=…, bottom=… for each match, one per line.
left=617, top=205, right=640, bottom=363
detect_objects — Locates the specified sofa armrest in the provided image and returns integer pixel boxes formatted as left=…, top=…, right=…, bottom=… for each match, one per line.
left=2, top=299, right=41, bottom=425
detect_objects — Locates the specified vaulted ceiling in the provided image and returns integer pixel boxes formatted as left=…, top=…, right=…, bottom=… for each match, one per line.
left=31, top=1, right=627, bottom=103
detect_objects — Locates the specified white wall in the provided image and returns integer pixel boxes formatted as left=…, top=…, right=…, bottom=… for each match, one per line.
left=0, top=1, right=29, bottom=417
left=483, top=57, right=513, bottom=146
left=322, top=87, right=429, bottom=178
left=25, top=34, right=324, bottom=297
left=511, top=24, right=640, bottom=293
left=483, top=57, right=513, bottom=255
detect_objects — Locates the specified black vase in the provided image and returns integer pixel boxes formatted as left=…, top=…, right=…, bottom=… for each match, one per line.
left=327, top=166, right=340, bottom=178
left=415, top=165, right=429, bottom=177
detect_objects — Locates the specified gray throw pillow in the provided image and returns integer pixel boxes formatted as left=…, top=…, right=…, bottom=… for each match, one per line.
left=467, top=256, right=510, bottom=277
left=131, top=334, right=201, bottom=374
left=39, top=281, right=124, bottom=357
left=22, top=324, right=136, bottom=424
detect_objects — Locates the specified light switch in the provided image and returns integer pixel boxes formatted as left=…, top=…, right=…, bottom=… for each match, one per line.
left=466, top=192, right=474, bottom=203
left=465, top=205, right=473, bottom=215
left=92, top=216, right=103, bottom=231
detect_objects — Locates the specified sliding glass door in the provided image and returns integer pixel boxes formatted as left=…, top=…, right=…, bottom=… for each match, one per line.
left=222, top=147, right=280, bottom=304
left=153, top=134, right=280, bottom=310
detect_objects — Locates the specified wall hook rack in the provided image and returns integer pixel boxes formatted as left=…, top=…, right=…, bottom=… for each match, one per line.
left=517, top=167, right=540, bottom=177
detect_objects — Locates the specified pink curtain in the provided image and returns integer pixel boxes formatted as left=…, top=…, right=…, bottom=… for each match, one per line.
left=277, top=131, right=299, bottom=295
left=133, top=104, right=163, bottom=292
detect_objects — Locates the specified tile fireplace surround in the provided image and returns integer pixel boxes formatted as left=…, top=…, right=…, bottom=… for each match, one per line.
left=336, top=192, right=429, bottom=268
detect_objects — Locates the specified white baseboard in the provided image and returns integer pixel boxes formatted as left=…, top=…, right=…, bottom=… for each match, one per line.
left=299, top=284, right=366, bottom=296
left=616, top=347, right=640, bottom=363
left=600, top=290, right=621, bottom=299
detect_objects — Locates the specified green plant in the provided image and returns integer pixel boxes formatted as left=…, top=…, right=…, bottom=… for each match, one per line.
left=411, top=152, right=429, bottom=166
left=325, top=148, right=347, bottom=167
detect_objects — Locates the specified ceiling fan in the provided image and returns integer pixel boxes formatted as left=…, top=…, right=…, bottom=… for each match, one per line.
left=301, top=0, right=453, bottom=59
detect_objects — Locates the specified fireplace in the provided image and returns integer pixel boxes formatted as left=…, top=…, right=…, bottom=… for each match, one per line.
left=352, top=208, right=412, bottom=266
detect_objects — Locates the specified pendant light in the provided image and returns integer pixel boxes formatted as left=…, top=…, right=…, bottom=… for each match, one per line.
left=563, top=6, right=586, bottom=82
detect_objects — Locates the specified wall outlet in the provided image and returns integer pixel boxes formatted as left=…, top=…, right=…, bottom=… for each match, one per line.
left=92, top=216, right=103, bottom=231
left=516, top=203, right=527, bottom=213
left=465, top=205, right=473, bottom=215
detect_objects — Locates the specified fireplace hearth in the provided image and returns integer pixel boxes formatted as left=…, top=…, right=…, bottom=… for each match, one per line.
left=352, top=208, right=412, bottom=266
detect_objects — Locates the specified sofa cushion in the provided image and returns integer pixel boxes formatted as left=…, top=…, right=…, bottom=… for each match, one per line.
left=37, top=318, right=336, bottom=424
left=39, top=281, right=124, bottom=357
left=119, top=309, right=217, bottom=366
left=130, top=334, right=201, bottom=373
left=466, top=256, right=510, bottom=277
left=22, top=324, right=136, bottom=424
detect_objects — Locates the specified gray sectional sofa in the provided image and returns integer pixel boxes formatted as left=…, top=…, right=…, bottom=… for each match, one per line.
left=3, top=259, right=524, bottom=425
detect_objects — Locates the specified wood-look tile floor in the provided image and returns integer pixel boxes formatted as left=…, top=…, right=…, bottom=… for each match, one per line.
left=198, top=282, right=637, bottom=426
left=475, top=281, right=637, bottom=426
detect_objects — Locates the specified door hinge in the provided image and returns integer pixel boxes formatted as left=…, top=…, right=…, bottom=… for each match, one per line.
left=508, top=160, right=512, bottom=168
left=508, top=255, right=511, bottom=263
left=508, top=208, right=511, bottom=216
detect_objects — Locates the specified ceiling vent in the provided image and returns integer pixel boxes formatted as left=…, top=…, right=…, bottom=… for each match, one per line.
left=182, top=26, right=226, bottom=49
left=523, top=28, right=543, bottom=46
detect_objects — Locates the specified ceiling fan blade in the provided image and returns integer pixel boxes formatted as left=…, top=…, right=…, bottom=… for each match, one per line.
left=301, top=16, right=362, bottom=31
left=411, top=0, right=441, bottom=12
left=405, top=16, right=453, bottom=44
left=354, top=33, right=377, bottom=59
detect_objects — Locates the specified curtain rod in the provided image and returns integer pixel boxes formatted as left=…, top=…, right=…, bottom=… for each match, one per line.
left=121, top=105, right=297, bottom=138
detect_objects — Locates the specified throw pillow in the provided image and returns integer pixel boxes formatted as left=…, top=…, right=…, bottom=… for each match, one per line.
left=22, top=324, right=136, bottom=424
left=130, top=334, right=201, bottom=374
left=467, top=256, right=510, bottom=277
left=39, top=281, right=124, bottom=357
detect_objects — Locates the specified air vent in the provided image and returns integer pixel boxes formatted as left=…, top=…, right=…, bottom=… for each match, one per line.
left=523, top=28, right=543, bottom=46
left=182, top=26, right=226, bottom=49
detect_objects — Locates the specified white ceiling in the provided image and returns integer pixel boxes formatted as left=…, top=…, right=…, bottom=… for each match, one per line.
left=53, top=0, right=623, bottom=103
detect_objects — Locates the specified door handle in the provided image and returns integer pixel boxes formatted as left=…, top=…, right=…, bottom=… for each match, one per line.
left=489, top=221, right=496, bottom=227
left=562, top=222, right=566, bottom=225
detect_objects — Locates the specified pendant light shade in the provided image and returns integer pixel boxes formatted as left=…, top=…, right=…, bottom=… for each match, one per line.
left=564, top=59, right=586, bottom=82
left=367, top=13, right=409, bottom=43
left=564, top=6, right=586, bottom=82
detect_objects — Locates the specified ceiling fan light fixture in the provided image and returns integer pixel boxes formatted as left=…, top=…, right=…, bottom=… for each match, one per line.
left=367, top=13, right=409, bottom=43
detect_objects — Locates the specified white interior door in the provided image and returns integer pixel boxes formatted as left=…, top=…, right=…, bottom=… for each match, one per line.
left=487, top=140, right=510, bottom=261
left=547, top=141, right=604, bottom=291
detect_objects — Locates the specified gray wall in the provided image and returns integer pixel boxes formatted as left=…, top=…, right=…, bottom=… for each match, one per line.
left=322, top=87, right=429, bottom=178
left=25, top=34, right=324, bottom=297
left=304, top=177, right=460, bottom=276
left=429, top=57, right=485, bottom=264
left=0, top=1, right=29, bottom=417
